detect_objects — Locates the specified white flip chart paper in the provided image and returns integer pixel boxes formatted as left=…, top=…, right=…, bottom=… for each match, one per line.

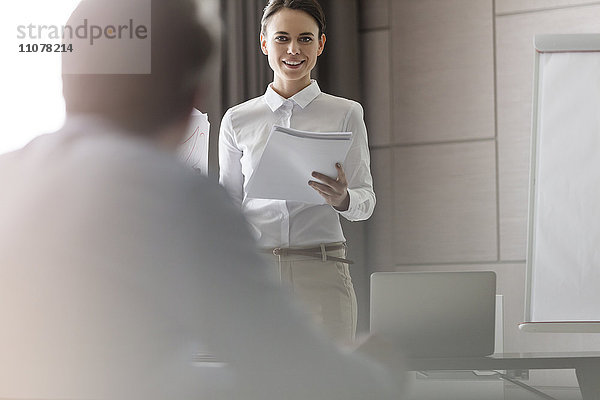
left=525, top=34, right=600, bottom=328
left=178, top=109, right=209, bottom=175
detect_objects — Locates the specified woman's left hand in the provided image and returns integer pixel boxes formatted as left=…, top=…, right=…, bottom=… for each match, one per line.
left=309, top=163, right=350, bottom=211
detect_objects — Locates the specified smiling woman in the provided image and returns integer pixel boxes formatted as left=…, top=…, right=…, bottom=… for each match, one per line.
left=0, top=0, right=80, bottom=155
left=218, top=0, right=376, bottom=346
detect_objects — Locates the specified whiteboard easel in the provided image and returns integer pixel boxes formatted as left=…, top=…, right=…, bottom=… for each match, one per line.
left=521, top=34, right=600, bottom=333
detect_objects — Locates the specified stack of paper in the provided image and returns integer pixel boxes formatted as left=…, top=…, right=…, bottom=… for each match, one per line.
left=246, top=125, right=352, bottom=204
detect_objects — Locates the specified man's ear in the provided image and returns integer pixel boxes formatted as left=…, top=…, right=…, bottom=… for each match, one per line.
left=260, top=33, right=268, bottom=55
left=317, top=33, right=326, bottom=56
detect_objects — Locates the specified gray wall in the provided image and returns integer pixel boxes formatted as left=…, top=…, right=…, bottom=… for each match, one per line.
left=359, top=0, right=600, bottom=389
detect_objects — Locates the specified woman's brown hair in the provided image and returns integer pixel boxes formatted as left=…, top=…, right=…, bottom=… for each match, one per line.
left=261, top=0, right=326, bottom=37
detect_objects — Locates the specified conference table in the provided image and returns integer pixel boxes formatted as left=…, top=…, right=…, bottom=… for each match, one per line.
left=405, top=351, right=600, bottom=400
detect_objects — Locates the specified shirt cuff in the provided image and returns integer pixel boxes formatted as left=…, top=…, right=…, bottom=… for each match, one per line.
left=337, top=188, right=358, bottom=218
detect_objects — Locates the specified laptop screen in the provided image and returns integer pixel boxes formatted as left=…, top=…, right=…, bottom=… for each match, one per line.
left=370, top=271, right=496, bottom=358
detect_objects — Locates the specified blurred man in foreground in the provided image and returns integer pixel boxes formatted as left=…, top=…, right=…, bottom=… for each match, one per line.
left=0, top=0, right=403, bottom=399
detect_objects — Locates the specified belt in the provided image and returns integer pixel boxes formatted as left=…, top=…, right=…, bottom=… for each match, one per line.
left=263, top=243, right=354, bottom=265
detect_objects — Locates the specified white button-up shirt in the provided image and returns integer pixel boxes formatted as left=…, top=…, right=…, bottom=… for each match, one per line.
left=219, top=80, right=375, bottom=248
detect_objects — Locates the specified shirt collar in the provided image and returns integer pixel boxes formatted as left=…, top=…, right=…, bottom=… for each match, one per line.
left=264, top=79, right=321, bottom=112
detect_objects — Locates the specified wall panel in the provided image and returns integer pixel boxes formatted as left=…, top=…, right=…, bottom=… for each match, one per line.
left=393, top=141, right=497, bottom=264
left=391, top=0, right=495, bottom=144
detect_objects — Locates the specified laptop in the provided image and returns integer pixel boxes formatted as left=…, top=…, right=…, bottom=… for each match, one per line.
left=370, top=271, right=496, bottom=358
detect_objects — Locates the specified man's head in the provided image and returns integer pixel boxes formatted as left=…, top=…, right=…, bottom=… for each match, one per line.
left=62, top=0, right=211, bottom=137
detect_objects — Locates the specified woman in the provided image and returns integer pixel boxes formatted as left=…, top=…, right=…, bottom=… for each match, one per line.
left=219, top=0, right=375, bottom=345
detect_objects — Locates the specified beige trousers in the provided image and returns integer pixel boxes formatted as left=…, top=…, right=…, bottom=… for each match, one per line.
left=263, top=244, right=358, bottom=345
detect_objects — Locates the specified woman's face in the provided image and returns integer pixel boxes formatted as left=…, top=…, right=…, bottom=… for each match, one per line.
left=261, top=8, right=325, bottom=89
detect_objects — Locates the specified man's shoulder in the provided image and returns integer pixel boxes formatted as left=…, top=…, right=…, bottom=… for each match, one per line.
left=0, top=125, right=242, bottom=232
left=0, top=131, right=66, bottom=182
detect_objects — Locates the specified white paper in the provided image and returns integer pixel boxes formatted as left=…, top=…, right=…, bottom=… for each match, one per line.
left=178, top=109, right=209, bottom=175
left=530, top=52, right=600, bottom=322
left=245, top=126, right=352, bottom=204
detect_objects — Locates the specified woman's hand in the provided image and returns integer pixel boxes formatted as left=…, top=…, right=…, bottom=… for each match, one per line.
left=309, top=163, right=350, bottom=211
